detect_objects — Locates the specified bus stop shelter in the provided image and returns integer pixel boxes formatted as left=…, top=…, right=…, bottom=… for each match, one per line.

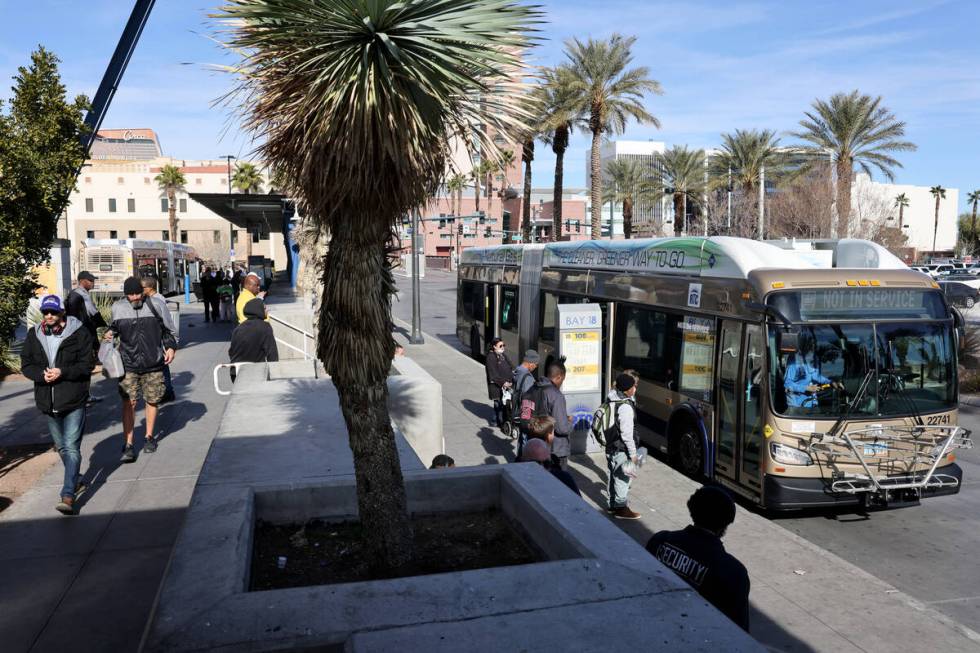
left=189, top=192, right=300, bottom=288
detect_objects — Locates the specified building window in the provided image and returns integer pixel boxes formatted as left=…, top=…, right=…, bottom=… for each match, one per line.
left=161, top=198, right=168, bottom=212
left=128, top=230, right=136, bottom=239
left=108, top=198, right=117, bottom=213
left=117, top=176, right=125, bottom=185
left=251, top=228, right=260, bottom=243
left=162, top=230, right=169, bottom=240
left=179, top=198, right=187, bottom=213
left=127, top=198, right=136, bottom=213
left=84, top=198, right=93, bottom=212
left=180, top=230, right=188, bottom=244
left=86, top=230, right=95, bottom=239
left=213, top=230, right=221, bottom=244
left=110, top=230, right=118, bottom=239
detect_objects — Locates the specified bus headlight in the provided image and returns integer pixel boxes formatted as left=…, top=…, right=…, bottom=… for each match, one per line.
left=770, top=442, right=813, bottom=466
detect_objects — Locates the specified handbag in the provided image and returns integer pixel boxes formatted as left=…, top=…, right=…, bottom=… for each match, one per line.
left=98, top=341, right=125, bottom=379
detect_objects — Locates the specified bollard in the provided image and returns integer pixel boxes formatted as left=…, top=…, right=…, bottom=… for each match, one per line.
left=184, top=273, right=191, bottom=304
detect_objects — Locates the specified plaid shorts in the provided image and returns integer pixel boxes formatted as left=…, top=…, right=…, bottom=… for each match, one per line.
left=118, top=370, right=166, bottom=405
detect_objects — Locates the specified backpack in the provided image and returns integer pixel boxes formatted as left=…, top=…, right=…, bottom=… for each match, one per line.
left=518, top=384, right=546, bottom=432
left=591, top=398, right=628, bottom=447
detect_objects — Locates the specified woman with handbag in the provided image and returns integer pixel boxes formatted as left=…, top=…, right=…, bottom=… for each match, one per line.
left=484, top=337, right=514, bottom=431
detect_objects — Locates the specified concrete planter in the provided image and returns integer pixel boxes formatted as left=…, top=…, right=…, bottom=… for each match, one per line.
left=142, top=465, right=760, bottom=652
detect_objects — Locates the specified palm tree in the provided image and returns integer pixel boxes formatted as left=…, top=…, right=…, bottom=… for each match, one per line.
left=538, top=65, right=578, bottom=240
left=602, top=159, right=654, bottom=239
left=654, top=146, right=706, bottom=236
left=232, top=161, right=264, bottom=194
left=792, top=90, right=916, bottom=237
left=154, top=164, right=186, bottom=241
left=894, top=193, right=910, bottom=230
left=930, top=185, right=946, bottom=251
left=481, top=159, right=498, bottom=216
left=219, top=0, right=537, bottom=571
left=446, top=174, right=466, bottom=216
left=519, top=135, right=534, bottom=243
left=968, top=190, right=980, bottom=254
left=497, top=149, right=515, bottom=190
left=563, top=34, right=663, bottom=239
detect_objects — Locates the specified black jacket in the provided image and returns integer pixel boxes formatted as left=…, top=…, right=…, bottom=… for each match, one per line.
left=523, top=378, right=572, bottom=457
left=65, top=288, right=106, bottom=347
left=229, top=298, right=279, bottom=363
left=646, top=526, right=751, bottom=631
left=485, top=351, right=514, bottom=400
left=21, top=317, right=94, bottom=415
left=201, top=273, right=220, bottom=298
left=109, top=298, right=177, bottom=374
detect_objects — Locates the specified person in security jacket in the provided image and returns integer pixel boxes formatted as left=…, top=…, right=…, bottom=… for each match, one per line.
left=21, top=294, right=94, bottom=514
left=229, top=298, right=279, bottom=364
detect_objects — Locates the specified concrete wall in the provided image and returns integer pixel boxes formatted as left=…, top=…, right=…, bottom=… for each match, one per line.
left=388, top=356, right=444, bottom=467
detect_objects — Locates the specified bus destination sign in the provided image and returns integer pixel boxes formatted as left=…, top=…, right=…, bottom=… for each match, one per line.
left=799, top=288, right=934, bottom=318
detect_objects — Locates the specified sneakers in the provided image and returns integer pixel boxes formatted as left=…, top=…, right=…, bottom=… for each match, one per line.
left=120, top=443, right=136, bottom=463
left=610, top=506, right=642, bottom=520
left=143, top=437, right=158, bottom=454
left=55, top=496, right=75, bottom=515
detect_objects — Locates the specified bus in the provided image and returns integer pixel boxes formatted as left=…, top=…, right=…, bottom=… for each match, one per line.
left=457, top=237, right=972, bottom=510
left=80, top=239, right=200, bottom=296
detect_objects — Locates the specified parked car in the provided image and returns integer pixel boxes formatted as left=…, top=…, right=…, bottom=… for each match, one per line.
left=924, top=264, right=955, bottom=278
left=940, top=280, right=980, bottom=308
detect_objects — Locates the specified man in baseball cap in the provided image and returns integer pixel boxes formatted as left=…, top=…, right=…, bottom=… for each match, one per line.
left=66, top=270, right=107, bottom=387
left=20, top=294, right=94, bottom=514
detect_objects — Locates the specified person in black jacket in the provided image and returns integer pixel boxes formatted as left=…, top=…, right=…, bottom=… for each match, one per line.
left=646, top=486, right=751, bottom=631
left=229, top=298, right=279, bottom=366
left=104, top=276, right=177, bottom=462
left=200, top=266, right=220, bottom=323
left=65, top=271, right=107, bottom=354
left=484, top=337, right=514, bottom=430
left=20, top=295, right=94, bottom=515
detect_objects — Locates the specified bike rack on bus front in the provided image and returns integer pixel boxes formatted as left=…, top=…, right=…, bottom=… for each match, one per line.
left=807, top=425, right=973, bottom=495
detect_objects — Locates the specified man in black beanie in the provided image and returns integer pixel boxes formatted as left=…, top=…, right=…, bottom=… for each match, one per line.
left=605, top=371, right=641, bottom=519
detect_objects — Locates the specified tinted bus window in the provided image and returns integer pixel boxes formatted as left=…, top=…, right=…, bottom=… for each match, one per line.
left=612, top=304, right=682, bottom=390
left=460, top=281, right=483, bottom=322
left=500, top=286, right=519, bottom=340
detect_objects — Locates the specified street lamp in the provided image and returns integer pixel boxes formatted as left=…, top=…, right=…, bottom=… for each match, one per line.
left=222, top=155, right=236, bottom=264
left=409, top=207, right=425, bottom=345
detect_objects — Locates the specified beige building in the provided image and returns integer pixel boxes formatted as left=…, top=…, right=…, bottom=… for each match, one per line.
left=62, top=129, right=286, bottom=277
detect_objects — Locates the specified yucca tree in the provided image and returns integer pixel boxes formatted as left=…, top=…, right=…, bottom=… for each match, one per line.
left=894, top=192, right=910, bottom=231
left=154, top=164, right=186, bottom=241
left=930, top=185, right=946, bottom=251
left=968, top=190, right=980, bottom=254
left=602, top=158, right=654, bottom=239
left=538, top=65, right=578, bottom=240
left=563, top=34, right=663, bottom=239
left=232, top=161, right=264, bottom=194
left=446, top=173, right=466, bottom=216
left=218, top=0, right=537, bottom=571
left=655, top=146, right=706, bottom=236
left=792, top=90, right=916, bottom=237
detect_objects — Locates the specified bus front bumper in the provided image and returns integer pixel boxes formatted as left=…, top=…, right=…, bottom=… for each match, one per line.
left=763, top=462, right=963, bottom=511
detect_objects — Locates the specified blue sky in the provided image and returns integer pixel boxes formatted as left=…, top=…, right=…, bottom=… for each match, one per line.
left=2, top=0, right=978, bottom=210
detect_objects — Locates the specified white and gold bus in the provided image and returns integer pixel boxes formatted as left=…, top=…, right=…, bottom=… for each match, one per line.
left=80, top=239, right=199, bottom=296
left=457, top=237, right=972, bottom=510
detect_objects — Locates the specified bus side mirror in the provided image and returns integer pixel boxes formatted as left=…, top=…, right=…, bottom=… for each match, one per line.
left=951, top=306, right=964, bottom=329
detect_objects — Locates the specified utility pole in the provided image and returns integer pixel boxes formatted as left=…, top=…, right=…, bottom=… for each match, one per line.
left=758, top=165, right=765, bottom=241
left=409, top=208, right=424, bottom=345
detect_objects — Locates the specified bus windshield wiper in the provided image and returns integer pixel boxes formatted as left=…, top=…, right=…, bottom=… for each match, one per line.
left=828, top=369, right=875, bottom=439
left=745, top=301, right=793, bottom=328
left=882, top=340, right=924, bottom=426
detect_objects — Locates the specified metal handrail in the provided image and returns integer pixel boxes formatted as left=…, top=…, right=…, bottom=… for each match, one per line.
left=267, top=312, right=315, bottom=360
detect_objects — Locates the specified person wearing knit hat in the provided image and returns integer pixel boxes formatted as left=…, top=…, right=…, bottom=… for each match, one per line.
left=605, top=370, right=641, bottom=519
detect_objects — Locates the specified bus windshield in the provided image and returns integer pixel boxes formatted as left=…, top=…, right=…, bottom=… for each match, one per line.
left=769, top=321, right=956, bottom=418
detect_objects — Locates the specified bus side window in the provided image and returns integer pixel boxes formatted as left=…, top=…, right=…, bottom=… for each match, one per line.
left=613, top=304, right=681, bottom=390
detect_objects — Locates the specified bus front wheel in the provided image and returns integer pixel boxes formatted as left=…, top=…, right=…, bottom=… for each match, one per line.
left=672, top=426, right=704, bottom=480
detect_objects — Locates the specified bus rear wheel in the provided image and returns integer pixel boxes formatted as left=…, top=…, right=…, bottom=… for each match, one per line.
left=672, top=427, right=704, bottom=480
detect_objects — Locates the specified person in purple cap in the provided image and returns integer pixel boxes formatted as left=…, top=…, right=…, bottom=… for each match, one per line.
left=20, top=295, right=94, bottom=515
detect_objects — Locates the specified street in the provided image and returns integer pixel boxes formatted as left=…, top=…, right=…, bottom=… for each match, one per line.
left=393, top=268, right=980, bottom=631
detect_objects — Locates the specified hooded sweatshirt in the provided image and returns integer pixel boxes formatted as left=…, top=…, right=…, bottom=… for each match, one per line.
left=607, top=388, right=637, bottom=458
left=229, top=298, right=279, bottom=363
left=20, top=316, right=93, bottom=414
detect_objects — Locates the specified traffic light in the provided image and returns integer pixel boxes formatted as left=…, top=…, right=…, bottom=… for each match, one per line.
left=485, top=227, right=492, bottom=238
left=458, top=224, right=463, bottom=235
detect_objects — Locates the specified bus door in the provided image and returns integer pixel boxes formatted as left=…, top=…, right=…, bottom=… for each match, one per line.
left=484, top=284, right=497, bottom=348
left=714, top=320, right=765, bottom=494
left=499, top=285, right=520, bottom=355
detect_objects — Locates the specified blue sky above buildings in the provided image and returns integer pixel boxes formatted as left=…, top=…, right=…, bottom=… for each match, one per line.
left=2, top=0, right=978, bottom=208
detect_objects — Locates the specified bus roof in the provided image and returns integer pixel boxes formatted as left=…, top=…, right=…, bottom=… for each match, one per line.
left=462, top=237, right=907, bottom=280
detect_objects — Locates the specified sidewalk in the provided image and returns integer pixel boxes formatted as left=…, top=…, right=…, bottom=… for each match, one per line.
left=392, top=316, right=980, bottom=653
left=0, top=302, right=233, bottom=653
